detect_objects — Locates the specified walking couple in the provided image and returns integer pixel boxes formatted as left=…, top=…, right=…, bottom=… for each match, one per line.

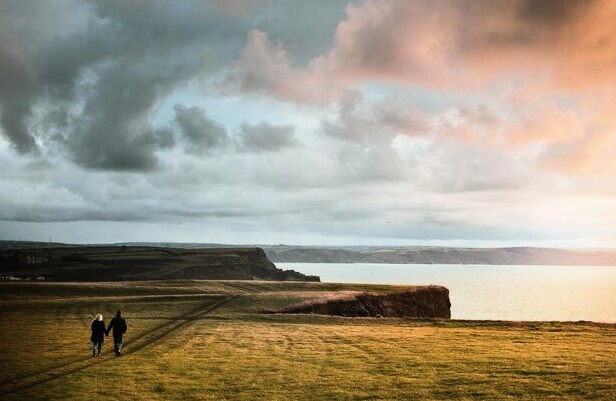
left=90, top=310, right=128, bottom=357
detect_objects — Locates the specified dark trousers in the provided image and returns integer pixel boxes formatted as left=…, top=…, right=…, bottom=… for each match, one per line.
left=113, top=337, right=123, bottom=356
left=92, top=341, right=102, bottom=356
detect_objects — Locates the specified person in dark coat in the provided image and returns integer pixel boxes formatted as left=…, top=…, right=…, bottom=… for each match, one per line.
left=90, top=314, right=107, bottom=357
left=106, top=309, right=128, bottom=357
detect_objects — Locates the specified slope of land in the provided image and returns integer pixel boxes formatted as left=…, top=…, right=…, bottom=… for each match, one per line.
left=264, top=245, right=616, bottom=265
left=272, top=286, right=451, bottom=318
left=0, top=245, right=319, bottom=282
left=0, top=280, right=613, bottom=401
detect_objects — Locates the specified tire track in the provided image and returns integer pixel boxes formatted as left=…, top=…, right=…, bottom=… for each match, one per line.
left=0, top=296, right=222, bottom=387
left=0, top=294, right=239, bottom=396
left=0, top=293, right=226, bottom=306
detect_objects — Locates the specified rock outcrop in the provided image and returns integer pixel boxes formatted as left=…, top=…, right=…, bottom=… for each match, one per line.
left=272, top=286, right=451, bottom=318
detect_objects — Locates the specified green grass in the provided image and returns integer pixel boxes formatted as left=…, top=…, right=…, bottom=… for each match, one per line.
left=0, top=281, right=614, bottom=401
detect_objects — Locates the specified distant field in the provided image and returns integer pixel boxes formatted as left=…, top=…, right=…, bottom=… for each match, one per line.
left=0, top=246, right=318, bottom=282
left=0, top=281, right=614, bottom=401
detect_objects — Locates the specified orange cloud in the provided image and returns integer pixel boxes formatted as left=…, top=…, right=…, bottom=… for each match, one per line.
left=507, top=106, right=586, bottom=147
left=540, top=131, right=616, bottom=175
left=460, top=0, right=616, bottom=91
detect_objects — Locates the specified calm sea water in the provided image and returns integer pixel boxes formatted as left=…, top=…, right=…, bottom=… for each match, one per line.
left=278, top=263, right=616, bottom=322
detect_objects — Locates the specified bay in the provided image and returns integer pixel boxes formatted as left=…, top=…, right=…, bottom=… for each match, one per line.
left=278, top=263, right=616, bottom=322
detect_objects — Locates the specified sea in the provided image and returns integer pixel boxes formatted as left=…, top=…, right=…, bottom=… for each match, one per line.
left=278, top=263, right=616, bottom=323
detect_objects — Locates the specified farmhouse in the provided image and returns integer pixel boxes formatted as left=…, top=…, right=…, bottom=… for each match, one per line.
left=16, top=252, right=50, bottom=264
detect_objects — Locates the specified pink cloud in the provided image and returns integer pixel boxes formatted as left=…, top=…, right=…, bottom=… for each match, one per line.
left=235, top=30, right=344, bottom=103
left=236, top=0, right=615, bottom=100
left=311, top=0, right=455, bottom=86
left=233, top=0, right=615, bottom=178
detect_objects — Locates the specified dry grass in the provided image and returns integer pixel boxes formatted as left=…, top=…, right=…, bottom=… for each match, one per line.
left=0, top=281, right=614, bottom=401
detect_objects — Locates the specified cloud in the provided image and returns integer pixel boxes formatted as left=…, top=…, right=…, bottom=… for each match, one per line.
left=0, top=34, right=33, bottom=97
left=540, top=130, right=616, bottom=175
left=315, top=0, right=457, bottom=86
left=172, top=105, right=301, bottom=155
left=235, top=0, right=615, bottom=103
left=174, top=105, right=229, bottom=152
left=0, top=0, right=355, bottom=169
left=318, top=94, right=411, bottom=183
left=0, top=0, right=292, bottom=170
left=234, top=29, right=341, bottom=103
left=0, top=34, right=37, bottom=154
left=235, top=122, right=299, bottom=152
left=233, top=1, right=456, bottom=102
left=0, top=0, right=614, bottom=247
left=415, top=138, right=530, bottom=192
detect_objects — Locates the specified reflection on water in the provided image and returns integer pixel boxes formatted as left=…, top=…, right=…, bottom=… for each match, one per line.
left=279, top=263, right=616, bottom=322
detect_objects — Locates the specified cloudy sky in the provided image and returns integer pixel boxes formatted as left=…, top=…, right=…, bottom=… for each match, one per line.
left=0, top=0, right=614, bottom=247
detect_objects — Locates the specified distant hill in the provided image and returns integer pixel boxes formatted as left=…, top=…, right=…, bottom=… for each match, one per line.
left=263, top=246, right=616, bottom=266
left=0, top=244, right=319, bottom=282
left=2, top=241, right=615, bottom=267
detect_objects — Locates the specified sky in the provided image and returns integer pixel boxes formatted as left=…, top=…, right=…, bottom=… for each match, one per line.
left=0, top=0, right=614, bottom=247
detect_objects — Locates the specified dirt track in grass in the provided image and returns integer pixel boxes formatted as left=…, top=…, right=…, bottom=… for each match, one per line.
left=0, top=294, right=238, bottom=395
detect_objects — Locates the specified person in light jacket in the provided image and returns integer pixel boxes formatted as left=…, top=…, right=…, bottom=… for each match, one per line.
left=106, top=310, right=128, bottom=357
left=90, top=314, right=107, bottom=357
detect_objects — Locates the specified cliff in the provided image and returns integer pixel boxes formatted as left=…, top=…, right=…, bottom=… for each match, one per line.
left=271, top=286, right=451, bottom=318
left=0, top=246, right=319, bottom=282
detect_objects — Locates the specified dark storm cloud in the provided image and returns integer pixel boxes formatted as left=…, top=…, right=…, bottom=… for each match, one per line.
left=66, top=42, right=215, bottom=170
left=57, top=1, right=241, bottom=170
left=235, top=122, right=298, bottom=152
left=459, top=0, right=599, bottom=51
left=174, top=105, right=229, bottom=152
left=519, top=0, right=592, bottom=24
left=0, top=35, right=32, bottom=97
left=0, top=34, right=36, bottom=154
left=153, top=127, right=175, bottom=149
left=0, top=0, right=350, bottom=171
left=172, top=106, right=299, bottom=154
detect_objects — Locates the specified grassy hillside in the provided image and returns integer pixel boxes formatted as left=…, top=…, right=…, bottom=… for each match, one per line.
left=0, top=281, right=614, bottom=401
left=265, top=245, right=616, bottom=266
left=0, top=246, right=318, bottom=282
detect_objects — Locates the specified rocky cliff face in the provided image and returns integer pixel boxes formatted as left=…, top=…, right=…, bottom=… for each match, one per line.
left=272, top=286, right=451, bottom=318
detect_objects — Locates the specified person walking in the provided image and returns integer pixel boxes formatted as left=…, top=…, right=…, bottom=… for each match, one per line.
left=90, top=314, right=107, bottom=357
left=106, top=310, right=128, bottom=357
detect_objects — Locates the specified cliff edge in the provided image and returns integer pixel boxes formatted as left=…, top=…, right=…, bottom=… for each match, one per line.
left=271, top=286, right=451, bottom=318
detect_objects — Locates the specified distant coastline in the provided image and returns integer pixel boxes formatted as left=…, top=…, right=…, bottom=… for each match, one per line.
left=2, top=241, right=615, bottom=266
left=265, top=245, right=616, bottom=266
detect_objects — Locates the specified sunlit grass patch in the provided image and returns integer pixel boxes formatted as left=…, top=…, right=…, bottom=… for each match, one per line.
left=0, top=281, right=614, bottom=401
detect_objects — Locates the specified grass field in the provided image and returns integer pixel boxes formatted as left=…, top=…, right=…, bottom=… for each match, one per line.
left=0, top=281, right=614, bottom=401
